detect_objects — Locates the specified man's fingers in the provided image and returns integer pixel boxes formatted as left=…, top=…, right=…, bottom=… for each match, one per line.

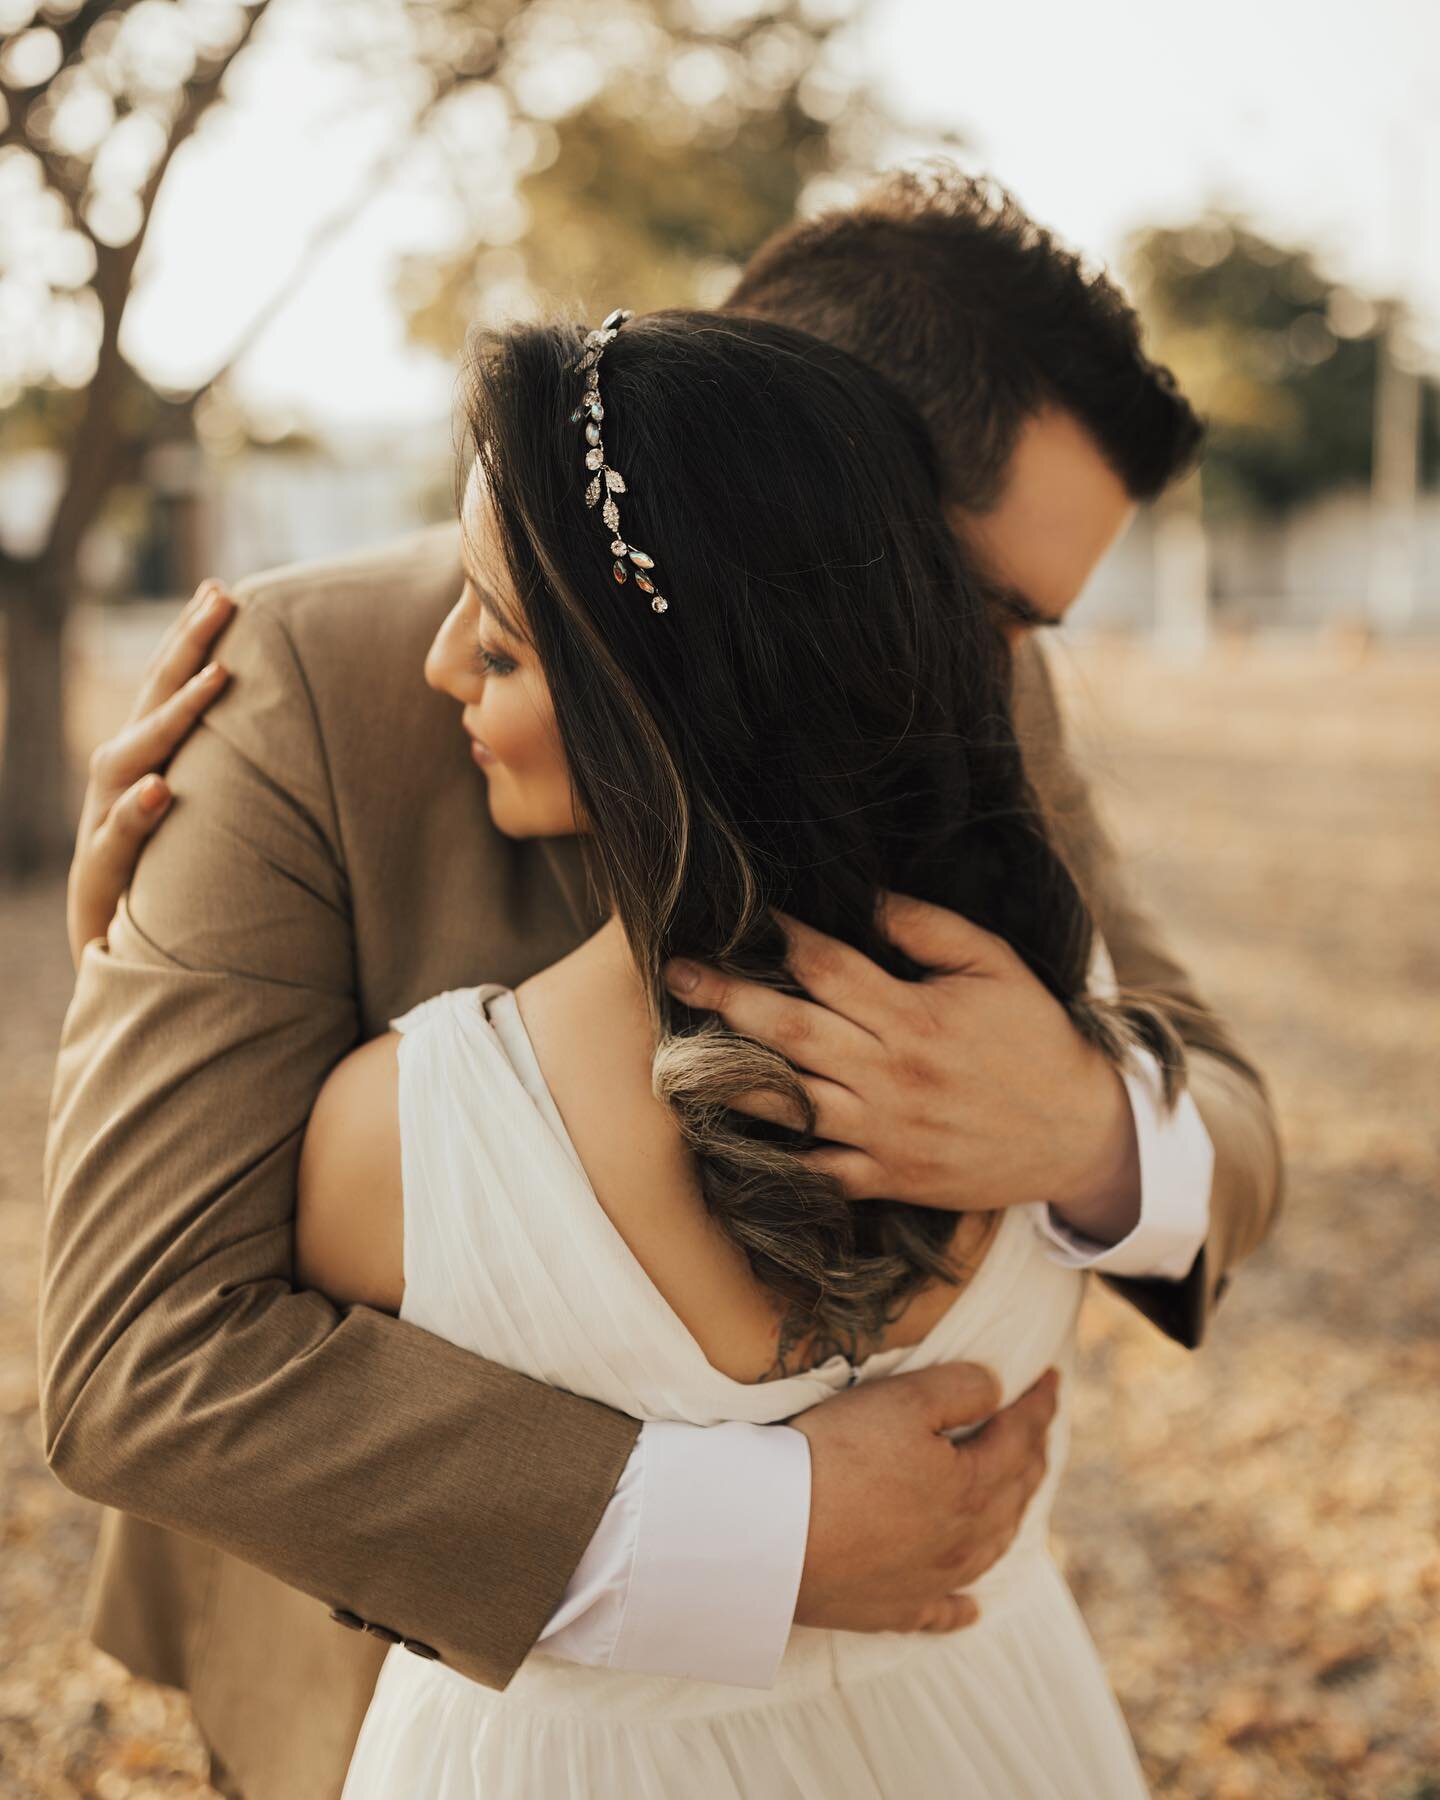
left=772, top=911, right=895, bottom=1034
left=903, top=1361, right=1005, bottom=1434
left=730, top=1075, right=863, bottom=1141
left=917, top=1594, right=980, bottom=1633
left=663, top=962, right=873, bottom=1084
left=729, top=1086, right=808, bottom=1130
left=967, top=1369, right=1060, bottom=1484
left=875, top=890, right=1006, bottom=976
left=795, top=1144, right=889, bottom=1199
left=129, top=582, right=234, bottom=723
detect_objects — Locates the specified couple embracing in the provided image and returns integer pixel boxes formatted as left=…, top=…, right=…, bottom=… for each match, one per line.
left=42, top=168, right=1281, bottom=1798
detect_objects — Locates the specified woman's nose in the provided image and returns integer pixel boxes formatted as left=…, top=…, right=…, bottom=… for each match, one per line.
left=425, top=594, right=480, bottom=700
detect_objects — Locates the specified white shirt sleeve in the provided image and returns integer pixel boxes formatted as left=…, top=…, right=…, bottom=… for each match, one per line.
left=537, top=1418, right=811, bottom=1688
left=1025, top=1047, right=1214, bottom=1280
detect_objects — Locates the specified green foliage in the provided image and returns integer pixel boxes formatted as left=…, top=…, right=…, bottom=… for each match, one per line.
left=1127, top=217, right=1439, bottom=516
left=398, top=0, right=892, bottom=355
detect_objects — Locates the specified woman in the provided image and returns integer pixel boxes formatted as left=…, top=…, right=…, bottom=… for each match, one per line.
left=73, top=308, right=1164, bottom=1796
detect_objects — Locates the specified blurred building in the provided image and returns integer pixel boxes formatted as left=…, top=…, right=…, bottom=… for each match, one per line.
left=1071, top=493, right=1440, bottom=636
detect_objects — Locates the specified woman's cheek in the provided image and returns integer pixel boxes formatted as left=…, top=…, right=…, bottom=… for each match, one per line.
left=485, top=682, right=576, bottom=831
left=484, top=681, right=542, bottom=769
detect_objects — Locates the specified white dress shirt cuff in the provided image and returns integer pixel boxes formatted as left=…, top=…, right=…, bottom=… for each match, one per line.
left=538, top=1418, right=811, bottom=1689
left=1026, top=1048, right=1214, bottom=1280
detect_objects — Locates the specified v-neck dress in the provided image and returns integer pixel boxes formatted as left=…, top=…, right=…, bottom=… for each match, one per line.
left=340, top=984, right=1148, bottom=1798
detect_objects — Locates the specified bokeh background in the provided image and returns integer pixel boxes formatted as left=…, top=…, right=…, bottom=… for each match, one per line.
left=2, top=0, right=1438, bottom=1794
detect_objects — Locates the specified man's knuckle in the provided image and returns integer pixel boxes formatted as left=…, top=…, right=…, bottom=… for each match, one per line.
left=894, top=1050, right=939, bottom=1095
left=908, top=1000, right=944, bottom=1044
left=798, top=938, right=842, bottom=985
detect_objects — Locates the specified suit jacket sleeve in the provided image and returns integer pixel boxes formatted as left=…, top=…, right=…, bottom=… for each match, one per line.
left=39, top=594, right=639, bottom=1691
left=1013, top=638, right=1284, bottom=1349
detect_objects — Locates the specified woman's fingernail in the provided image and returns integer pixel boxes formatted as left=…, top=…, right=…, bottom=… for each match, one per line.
left=200, top=661, right=226, bottom=683
left=666, top=959, right=701, bottom=995
left=141, top=777, right=170, bottom=812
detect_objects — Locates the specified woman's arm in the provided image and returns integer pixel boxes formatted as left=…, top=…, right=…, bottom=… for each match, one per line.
left=296, top=1033, right=406, bottom=1312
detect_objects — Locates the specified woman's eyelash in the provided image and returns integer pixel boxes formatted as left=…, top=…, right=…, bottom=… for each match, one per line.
left=473, top=644, right=517, bottom=676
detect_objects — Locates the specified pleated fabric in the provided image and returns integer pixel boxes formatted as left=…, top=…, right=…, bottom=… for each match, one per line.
left=340, top=985, right=1148, bottom=1799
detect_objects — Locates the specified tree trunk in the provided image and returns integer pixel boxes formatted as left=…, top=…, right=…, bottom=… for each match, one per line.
left=0, top=581, right=74, bottom=879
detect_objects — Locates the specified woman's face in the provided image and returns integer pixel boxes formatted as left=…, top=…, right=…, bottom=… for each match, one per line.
left=424, top=463, right=579, bottom=839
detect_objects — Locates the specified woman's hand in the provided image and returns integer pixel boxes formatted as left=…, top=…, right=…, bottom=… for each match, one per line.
left=67, top=579, right=235, bottom=969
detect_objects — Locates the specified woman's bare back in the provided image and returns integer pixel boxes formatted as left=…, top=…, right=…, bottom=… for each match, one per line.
left=514, top=920, right=1000, bottom=1384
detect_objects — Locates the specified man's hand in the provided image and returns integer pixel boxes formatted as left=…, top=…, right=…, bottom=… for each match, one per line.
left=663, top=893, right=1141, bottom=1243
left=67, top=580, right=234, bottom=969
left=790, top=1363, right=1058, bottom=1633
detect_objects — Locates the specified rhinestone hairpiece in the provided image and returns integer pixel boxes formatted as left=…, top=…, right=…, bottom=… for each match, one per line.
left=569, top=308, right=669, bottom=615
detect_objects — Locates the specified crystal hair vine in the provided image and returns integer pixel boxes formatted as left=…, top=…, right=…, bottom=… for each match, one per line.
left=569, top=308, right=670, bottom=615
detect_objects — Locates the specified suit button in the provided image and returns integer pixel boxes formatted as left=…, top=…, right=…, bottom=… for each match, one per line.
left=330, top=1609, right=365, bottom=1632
left=402, top=1639, right=441, bottom=1661
left=364, top=1622, right=404, bottom=1645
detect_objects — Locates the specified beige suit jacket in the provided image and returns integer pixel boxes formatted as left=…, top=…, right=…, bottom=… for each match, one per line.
left=40, top=525, right=1281, bottom=1799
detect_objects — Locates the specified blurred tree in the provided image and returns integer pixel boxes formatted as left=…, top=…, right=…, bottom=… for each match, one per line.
left=1127, top=216, right=1439, bottom=518
left=398, top=1, right=892, bottom=353
left=0, top=0, right=276, bottom=873
left=0, top=0, right=884, bottom=877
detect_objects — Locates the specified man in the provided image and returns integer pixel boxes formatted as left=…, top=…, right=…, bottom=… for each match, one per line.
left=41, top=169, right=1280, bottom=1799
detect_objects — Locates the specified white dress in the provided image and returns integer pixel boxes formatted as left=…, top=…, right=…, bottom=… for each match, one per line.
left=341, top=983, right=1149, bottom=1799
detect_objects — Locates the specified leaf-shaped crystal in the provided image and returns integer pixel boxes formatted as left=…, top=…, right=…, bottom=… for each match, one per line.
left=602, top=498, right=620, bottom=531
left=605, top=468, right=626, bottom=492
left=585, top=474, right=601, bottom=507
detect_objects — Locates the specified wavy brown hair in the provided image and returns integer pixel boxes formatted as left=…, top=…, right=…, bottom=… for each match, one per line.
left=462, top=311, right=1182, bottom=1362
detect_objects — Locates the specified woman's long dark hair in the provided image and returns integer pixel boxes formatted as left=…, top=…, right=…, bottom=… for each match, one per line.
left=463, top=310, right=1180, bottom=1362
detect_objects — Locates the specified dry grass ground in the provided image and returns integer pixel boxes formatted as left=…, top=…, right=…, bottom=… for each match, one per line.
left=1, top=631, right=1436, bottom=1798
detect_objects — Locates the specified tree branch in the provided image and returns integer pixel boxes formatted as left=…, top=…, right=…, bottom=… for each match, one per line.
left=39, top=0, right=277, bottom=569
left=176, top=11, right=516, bottom=406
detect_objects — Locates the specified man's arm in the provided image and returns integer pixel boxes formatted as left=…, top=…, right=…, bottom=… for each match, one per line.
left=1015, top=636, right=1284, bottom=1346
left=40, top=594, right=639, bottom=1688
left=43, top=577, right=1062, bottom=1691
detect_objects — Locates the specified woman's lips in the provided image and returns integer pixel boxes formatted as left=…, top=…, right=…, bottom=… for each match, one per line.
left=466, top=731, right=497, bottom=768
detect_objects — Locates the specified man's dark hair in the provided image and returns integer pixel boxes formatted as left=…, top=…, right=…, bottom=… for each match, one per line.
left=725, top=164, right=1203, bottom=512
